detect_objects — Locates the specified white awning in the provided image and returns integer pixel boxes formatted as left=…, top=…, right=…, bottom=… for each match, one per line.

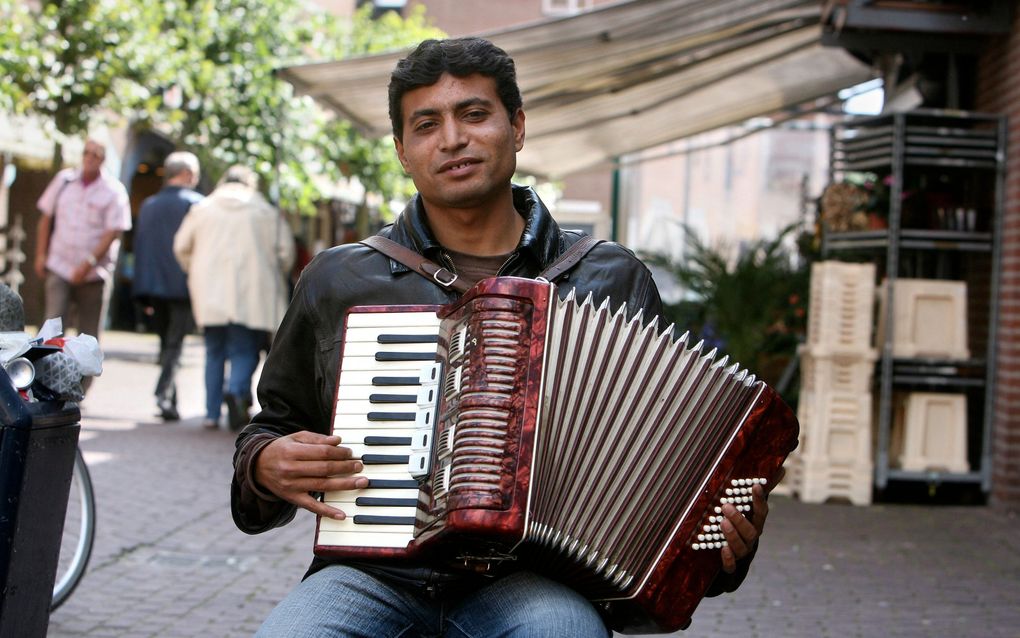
left=278, top=0, right=874, bottom=179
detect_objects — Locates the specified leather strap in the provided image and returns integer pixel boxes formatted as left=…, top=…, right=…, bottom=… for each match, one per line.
left=360, top=235, right=471, bottom=293
left=538, top=235, right=602, bottom=282
left=360, top=233, right=603, bottom=294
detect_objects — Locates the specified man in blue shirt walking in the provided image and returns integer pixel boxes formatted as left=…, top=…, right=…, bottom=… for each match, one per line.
left=133, top=152, right=203, bottom=421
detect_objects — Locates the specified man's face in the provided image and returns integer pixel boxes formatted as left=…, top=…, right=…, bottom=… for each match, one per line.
left=82, top=141, right=105, bottom=175
left=394, top=73, right=525, bottom=212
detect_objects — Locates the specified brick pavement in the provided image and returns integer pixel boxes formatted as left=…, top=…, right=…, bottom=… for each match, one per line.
left=43, top=331, right=1020, bottom=638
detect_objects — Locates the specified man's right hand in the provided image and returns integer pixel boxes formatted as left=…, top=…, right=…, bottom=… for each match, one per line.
left=34, top=253, right=47, bottom=279
left=254, top=430, right=368, bottom=520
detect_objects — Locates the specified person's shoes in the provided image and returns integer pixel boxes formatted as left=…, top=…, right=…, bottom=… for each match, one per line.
left=158, top=399, right=180, bottom=422
left=224, top=394, right=251, bottom=432
left=202, top=418, right=219, bottom=430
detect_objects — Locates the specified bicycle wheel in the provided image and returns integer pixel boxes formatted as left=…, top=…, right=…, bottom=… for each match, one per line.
left=51, top=446, right=96, bottom=611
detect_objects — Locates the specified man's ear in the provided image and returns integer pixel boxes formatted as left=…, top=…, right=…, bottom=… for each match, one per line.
left=393, top=135, right=410, bottom=173
left=512, top=108, right=526, bottom=152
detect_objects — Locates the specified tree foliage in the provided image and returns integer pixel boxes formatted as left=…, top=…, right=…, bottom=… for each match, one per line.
left=641, top=224, right=810, bottom=394
left=0, top=0, right=165, bottom=170
left=0, top=1, right=444, bottom=216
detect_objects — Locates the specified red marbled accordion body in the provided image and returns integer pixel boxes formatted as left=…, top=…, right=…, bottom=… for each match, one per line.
left=314, top=277, right=799, bottom=633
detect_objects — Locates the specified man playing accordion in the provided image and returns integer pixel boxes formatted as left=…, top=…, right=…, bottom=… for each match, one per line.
left=232, top=37, right=770, bottom=637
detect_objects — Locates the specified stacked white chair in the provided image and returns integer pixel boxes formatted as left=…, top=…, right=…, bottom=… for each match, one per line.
left=778, top=261, right=877, bottom=505
left=878, top=279, right=971, bottom=475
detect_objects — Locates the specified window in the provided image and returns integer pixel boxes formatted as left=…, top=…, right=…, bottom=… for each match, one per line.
left=543, top=0, right=593, bottom=17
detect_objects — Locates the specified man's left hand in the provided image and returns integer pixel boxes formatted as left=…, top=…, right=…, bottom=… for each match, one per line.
left=718, top=483, right=768, bottom=573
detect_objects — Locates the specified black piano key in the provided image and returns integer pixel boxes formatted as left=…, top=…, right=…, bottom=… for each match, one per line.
left=355, top=497, right=418, bottom=507
left=376, top=352, right=437, bottom=362
left=362, top=454, right=410, bottom=464
left=372, top=376, right=421, bottom=386
left=364, top=436, right=412, bottom=446
left=367, top=412, right=416, bottom=421
left=377, top=334, right=439, bottom=344
left=366, top=479, right=419, bottom=489
left=369, top=393, right=417, bottom=404
left=353, top=515, right=416, bottom=526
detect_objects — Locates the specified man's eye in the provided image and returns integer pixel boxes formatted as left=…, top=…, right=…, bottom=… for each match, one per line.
left=464, top=110, right=487, bottom=120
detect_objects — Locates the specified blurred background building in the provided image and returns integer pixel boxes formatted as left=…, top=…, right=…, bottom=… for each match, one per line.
left=1, top=0, right=1018, bottom=510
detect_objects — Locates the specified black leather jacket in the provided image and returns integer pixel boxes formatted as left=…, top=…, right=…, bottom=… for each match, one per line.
left=230, top=185, right=751, bottom=615
left=232, top=185, right=661, bottom=533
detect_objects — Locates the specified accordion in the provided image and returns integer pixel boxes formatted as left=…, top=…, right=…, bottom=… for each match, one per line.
left=315, top=276, right=799, bottom=633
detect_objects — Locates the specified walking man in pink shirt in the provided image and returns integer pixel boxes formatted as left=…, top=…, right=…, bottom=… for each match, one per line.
left=34, top=138, right=132, bottom=341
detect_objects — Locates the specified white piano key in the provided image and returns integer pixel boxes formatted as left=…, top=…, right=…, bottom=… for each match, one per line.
left=316, top=529, right=413, bottom=549
left=335, top=399, right=417, bottom=415
left=322, top=487, right=420, bottom=503
left=345, top=311, right=440, bottom=329
left=332, top=413, right=419, bottom=430
left=337, top=382, right=422, bottom=399
left=319, top=503, right=416, bottom=520
left=335, top=367, right=440, bottom=392
left=350, top=462, right=417, bottom=475
left=345, top=443, right=412, bottom=459
left=331, top=428, right=415, bottom=444
left=339, top=357, right=435, bottom=373
left=342, top=340, right=440, bottom=358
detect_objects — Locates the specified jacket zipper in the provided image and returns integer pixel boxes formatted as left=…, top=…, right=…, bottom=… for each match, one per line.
left=439, top=250, right=457, bottom=274
left=496, top=251, right=519, bottom=276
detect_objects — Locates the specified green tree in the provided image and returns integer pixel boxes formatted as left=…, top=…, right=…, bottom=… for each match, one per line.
left=641, top=224, right=810, bottom=397
left=127, top=2, right=443, bottom=217
left=0, top=0, right=166, bottom=171
left=1, top=1, right=443, bottom=219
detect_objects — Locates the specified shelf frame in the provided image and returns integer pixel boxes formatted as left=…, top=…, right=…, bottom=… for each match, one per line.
left=823, top=109, right=1006, bottom=494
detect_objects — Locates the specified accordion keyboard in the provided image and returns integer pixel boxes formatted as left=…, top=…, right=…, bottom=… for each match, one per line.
left=317, top=310, right=442, bottom=549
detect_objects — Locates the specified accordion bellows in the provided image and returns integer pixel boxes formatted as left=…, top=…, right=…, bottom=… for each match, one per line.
left=316, top=277, right=799, bottom=633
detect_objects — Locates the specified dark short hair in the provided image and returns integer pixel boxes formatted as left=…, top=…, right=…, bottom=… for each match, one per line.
left=388, top=37, right=523, bottom=140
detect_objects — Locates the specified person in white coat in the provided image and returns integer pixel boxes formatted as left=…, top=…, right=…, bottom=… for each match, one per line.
left=173, top=165, right=295, bottom=430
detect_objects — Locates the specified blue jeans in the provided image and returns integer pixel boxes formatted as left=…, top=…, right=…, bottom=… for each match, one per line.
left=202, top=324, right=265, bottom=421
left=255, top=566, right=610, bottom=638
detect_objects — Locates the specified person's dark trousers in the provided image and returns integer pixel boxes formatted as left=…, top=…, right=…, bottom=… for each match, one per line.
left=150, top=298, right=193, bottom=420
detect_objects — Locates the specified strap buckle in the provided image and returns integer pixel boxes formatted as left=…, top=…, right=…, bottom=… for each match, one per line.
left=432, top=269, right=459, bottom=288
left=420, top=263, right=459, bottom=289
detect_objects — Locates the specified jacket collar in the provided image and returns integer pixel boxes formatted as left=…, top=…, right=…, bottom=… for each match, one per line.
left=384, top=184, right=562, bottom=275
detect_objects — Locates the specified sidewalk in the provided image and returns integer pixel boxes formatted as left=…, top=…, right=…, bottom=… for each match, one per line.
left=45, top=331, right=1020, bottom=637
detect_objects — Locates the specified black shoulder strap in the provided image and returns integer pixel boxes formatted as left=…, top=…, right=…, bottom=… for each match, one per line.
left=360, top=233, right=603, bottom=294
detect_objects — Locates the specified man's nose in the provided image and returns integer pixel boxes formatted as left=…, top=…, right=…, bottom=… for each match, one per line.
left=438, top=120, right=467, bottom=151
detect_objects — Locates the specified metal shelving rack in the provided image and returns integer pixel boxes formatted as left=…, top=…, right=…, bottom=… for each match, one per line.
left=823, top=108, right=1007, bottom=493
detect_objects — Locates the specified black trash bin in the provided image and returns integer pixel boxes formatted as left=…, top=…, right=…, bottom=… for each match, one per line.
left=0, top=367, right=81, bottom=638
